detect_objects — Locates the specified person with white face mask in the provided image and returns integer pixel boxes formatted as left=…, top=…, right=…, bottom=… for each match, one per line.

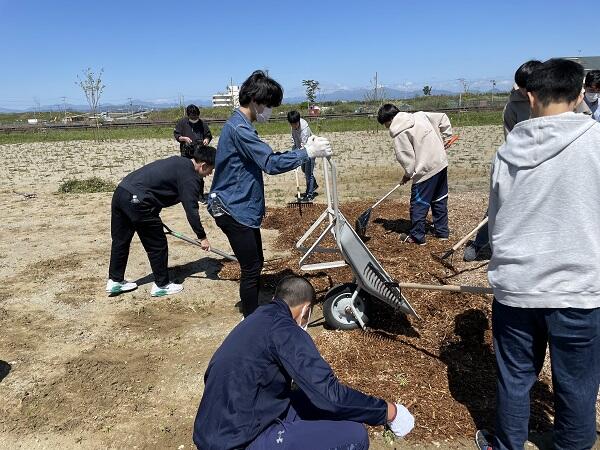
left=174, top=104, right=213, bottom=202
left=208, top=70, right=333, bottom=319
left=576, top=70, right=600, bottom=122
left=193, top=275, right=414, bottom=450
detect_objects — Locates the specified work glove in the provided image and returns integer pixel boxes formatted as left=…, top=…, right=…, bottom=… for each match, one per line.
left=305, top=135, right=333, bottom=158
left=387, top=403, right=414, bottom=438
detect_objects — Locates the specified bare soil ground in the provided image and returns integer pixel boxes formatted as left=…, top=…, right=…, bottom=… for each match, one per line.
left=1, top=127, right=598, bottom=449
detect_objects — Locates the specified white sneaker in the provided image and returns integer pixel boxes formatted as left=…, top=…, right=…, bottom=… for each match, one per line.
left=150, top=282, right=183, bottom=297
left=106, top=279, right=138, bottom=294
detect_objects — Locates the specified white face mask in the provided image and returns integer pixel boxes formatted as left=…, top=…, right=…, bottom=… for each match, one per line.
left=297, top=304, right=312, bottom=331
left=189, top=118, right=199, bottom=124
left=585, top=92, right=599, bottom=103
left=256, top=106, right=272, bottom=123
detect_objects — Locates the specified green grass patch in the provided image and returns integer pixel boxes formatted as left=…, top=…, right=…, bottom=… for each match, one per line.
left=58, top=177, right=116, bottom=194
left=0, top=111, right=502, bottom=145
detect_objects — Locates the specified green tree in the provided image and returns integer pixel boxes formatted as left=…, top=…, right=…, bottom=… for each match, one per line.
left=302, top=80, right=320, bottom=106
left=422, top=85, right=432, bottom=96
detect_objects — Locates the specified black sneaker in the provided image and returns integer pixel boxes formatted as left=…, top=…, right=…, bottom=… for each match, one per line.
left=198, top=194, right=207, bottom=204
left=475, top=429, right=493, bottom=450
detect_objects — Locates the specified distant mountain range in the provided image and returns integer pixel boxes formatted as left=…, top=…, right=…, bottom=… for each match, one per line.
left=0, top=87, right=506, bottom=113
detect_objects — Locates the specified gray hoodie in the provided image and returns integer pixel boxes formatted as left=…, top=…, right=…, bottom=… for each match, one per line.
left=488, top=112, right=600, bottom=309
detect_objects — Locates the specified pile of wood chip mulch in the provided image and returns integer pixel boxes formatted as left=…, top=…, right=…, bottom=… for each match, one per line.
left=218, top=196, right=554, bottom=443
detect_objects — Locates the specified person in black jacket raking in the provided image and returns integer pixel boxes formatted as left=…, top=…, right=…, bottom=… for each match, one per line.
left=106, top=144, right=215, bottom=298
left=174, top=104, right=213, bottom=203
left=193, top=275, right=415, bottom=450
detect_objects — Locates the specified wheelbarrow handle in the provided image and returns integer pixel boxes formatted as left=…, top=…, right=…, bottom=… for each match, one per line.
left=163, top=224, right=238, bottom=262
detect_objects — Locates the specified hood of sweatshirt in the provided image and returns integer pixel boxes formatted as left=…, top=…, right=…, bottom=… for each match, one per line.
left=508, top=87, right=529, bottom=103
left=389, top=112, right=415, bottom=138
left=498, top=112, right=597, bottom=169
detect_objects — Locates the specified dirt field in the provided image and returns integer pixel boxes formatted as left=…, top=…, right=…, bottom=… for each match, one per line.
left=1, top=127, right=598, bottom=449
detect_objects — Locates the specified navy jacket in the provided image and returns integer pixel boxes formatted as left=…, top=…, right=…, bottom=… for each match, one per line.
left=208, top=110, right=309, bottom=228
left=193, top=299, right=387, bottom=450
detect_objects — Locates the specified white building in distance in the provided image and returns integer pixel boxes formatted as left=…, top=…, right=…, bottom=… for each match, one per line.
left=212, top=85, right=240, bottom=108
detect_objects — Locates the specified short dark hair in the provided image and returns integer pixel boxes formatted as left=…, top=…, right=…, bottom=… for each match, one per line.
left=192, top=144, right=216, bottom=166
left=186, top=104, right=200, bottom=118
left=238, top=70, right=283, bottom=108
left=274, top=275, right=316, bottom=308
left=584, top=70, right=600, bottom=88
left=514, top=60, right=543, bottom=88
left=287, top=110, right=301, bottom=124
left=526, top=58, right=585, bottom=106
left=377, top=103, right=400, bottom=124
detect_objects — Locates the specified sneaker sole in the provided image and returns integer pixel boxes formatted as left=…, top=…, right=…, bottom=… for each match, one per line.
left=151, top=288, right=183, bottom=297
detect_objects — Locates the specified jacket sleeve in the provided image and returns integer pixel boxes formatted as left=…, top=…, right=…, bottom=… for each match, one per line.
left=426, top=112, right=453, bottom=142
left=393, top=132, right=416, bottom=178
left=203, top=121, right=213, bottom=143
left=270, top=323, right=388, bottom=426
left=234, top=123, right=309, bottom=175
left=177, top=173, right=206, bottom=239
left=174, top=118, right=184, bottom=142
left=503, top=104, right=516, bottom=138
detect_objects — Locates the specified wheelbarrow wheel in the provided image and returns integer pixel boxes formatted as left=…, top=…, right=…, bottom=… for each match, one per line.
left=322, top=283, right=369, bottom=330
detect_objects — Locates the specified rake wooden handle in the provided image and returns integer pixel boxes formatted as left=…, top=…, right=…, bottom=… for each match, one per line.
left=450, top=217, right=489, bottom=252
left=398, top=282, right=493, bottom=295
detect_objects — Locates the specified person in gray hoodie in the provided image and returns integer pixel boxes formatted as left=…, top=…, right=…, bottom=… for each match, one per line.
left=475, top=59, right=600, bottom=450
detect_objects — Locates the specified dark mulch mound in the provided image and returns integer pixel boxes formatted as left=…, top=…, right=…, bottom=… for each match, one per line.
left=218, top=199, right=554, bottom=443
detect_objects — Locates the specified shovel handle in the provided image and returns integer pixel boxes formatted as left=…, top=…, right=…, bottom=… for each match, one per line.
left=450, top=217, right=489, bottom=252
left=398, top=282, right=493, bottom=295
left=371, top=183, right=402, bottom=209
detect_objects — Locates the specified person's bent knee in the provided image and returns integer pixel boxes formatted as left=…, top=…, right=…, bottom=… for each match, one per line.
left=341, top=422, right=369, bottom=449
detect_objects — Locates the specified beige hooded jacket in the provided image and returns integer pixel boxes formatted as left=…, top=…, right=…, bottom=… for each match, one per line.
left=389, top=111, right=452, bottom=184
left=503, top=87, right=531, bottom=137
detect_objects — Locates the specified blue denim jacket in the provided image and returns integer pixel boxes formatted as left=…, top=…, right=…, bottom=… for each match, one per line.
left=208, top=110, right=309, bottom=228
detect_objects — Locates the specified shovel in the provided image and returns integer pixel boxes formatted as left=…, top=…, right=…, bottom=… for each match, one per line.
left=163, top=224, right=238, bottom=262
left=355, top=183, right=402, bottom=238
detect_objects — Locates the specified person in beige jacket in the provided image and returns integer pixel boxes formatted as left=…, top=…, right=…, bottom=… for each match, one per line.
left=377, top=104, right=453, bottom=245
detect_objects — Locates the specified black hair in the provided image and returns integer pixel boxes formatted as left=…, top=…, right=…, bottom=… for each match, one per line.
left=186, top=104, right=200, bottom=118
left=526, top=58, right=584, bottom=106
left=191, top=144, right=216, bottom=166
left=377, top=103, right=400, bottom=125
left=238, top=70, right=283, bottom=108
left=514, top=60, right=543, bottom=88
left=274, top=275, right=316, bottom=308
left=584, top=70, right=600, bottom=88
left=287, top=110, right=301, bottom=124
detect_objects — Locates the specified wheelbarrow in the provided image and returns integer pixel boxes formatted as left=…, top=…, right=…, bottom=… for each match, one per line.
left=304, top=157, right=492, bottom=330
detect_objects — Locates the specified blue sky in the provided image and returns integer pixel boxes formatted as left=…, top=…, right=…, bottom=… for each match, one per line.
left=0, top=0, right=595, bottom=109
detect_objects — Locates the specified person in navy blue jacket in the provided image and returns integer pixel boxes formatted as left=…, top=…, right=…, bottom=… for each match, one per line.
left=193, top=275, right=415, bottom=450
left=208, top=70, right=333, bottom=317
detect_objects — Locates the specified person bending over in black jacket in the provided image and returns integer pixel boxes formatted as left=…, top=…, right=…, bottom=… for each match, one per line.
left=174, top=104, right=213, bottom=203
left=106, top=144, right=216, bottom=298
left=193, top=275, right=415, bottom=450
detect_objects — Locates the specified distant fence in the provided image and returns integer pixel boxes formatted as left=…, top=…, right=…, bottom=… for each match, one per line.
left=0, top=104, right=505, bottom=134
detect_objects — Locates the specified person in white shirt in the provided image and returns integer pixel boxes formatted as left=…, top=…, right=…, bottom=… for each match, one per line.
left=288, top=111, right=318, bottom=200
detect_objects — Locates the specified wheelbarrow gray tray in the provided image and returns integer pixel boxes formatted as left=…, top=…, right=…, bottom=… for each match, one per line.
left=336, top=214, right=418, bottom=319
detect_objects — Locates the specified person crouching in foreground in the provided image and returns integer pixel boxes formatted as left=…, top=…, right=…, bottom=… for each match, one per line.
left=193, top=275, right=414, bottom=450
left=106, top=144, right=216, bottom=297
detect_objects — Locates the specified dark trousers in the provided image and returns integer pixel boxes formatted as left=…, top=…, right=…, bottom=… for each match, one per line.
left=492, top=299, right=600, bottom=450
left=246, top=393, right=369, bottom=450
left=473, top=210, right=490, bottom=249
left=108, top=187, right=170, bottom=287
left=300, top=158, right=317, bottom=196
left=409, top=168, right=448, bottom=243
left=215, top=214, right=264, bottom=317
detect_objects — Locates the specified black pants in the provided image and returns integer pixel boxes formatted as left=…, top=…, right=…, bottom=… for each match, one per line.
left=108, top=187, right=170, bottom=287
left=215, top=214, right=264, bottom=317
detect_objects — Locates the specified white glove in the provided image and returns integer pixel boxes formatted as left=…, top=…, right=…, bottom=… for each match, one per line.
left=388, top=403, right=414, bottom=438
left=305, top=135, right=333, bottom=158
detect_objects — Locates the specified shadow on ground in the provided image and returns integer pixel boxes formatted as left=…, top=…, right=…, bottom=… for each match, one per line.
left=0, top=360, right=11, bottom=383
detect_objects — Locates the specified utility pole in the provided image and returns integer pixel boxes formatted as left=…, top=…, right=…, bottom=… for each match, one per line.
left=374, top=72, right=378, bottom=105
left=178, top=93, right=185, bottom=115
left=127, top=97, right=133, bottom=117
left=61, top=96, right=67, bottom=121
left=457, top=78, right=468, bottom=108
left=490, top=80, right=496, bottom=105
